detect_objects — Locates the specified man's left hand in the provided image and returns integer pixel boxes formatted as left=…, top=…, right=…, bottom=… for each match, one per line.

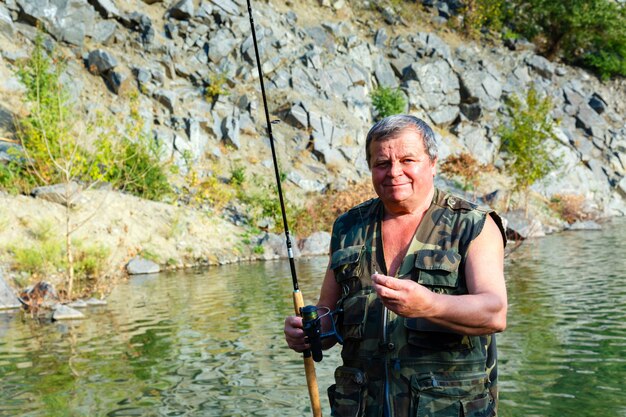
left=371, top=273, right=435, bottom=318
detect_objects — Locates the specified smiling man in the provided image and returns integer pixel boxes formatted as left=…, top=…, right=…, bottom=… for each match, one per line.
left=285, top=115, right=507, bottom=417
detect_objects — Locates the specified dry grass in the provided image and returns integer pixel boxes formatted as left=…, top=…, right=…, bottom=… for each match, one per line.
left=293, top=181, right=376, bottom=237
left=549, top=193, right=591, bottom=224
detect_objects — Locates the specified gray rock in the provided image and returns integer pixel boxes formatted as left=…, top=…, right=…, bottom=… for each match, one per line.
left=567, top=220, right=602, bottom=231
left=126, top=257, right=160, bottom=275
left=52, top=304, right=85, bottom=320
left=168, top=0, right=194, bottom=19
left=103, top=70, right=130, bottom=95
left=86, top=297, right=107, bottom=306
left=429, top=105, right=459, bottom=127
left=414, top=32, right=452, bottom=62
left=374, top=28, right=388, bottom=47
left=222, top=114, right=241, bottom=149
left=588, top=93, right=607, bottom=114
left=89, top=0, right=121, bottom=19
left=460, top=101, right=481, bottom=121
left=373, top=56, right=399, bottom=88
left=526, top=55, right=555, bottom=79
left=299, top=231, right=331, bottom=256
left=31, top=182, right=83, bottom=207
left=284, top=103, right=309, bottom=129
left=91, top=20, right=117, bottom=44
left=0, top=271, right=20, bottom=310
left=67, top=299, right=88, bottom=308
left=287, top=171, right=326, bottom=192
left=502, top=210, right=545, bottom=239
left=16, top=0, right=97, bottom=46
left=208, top=30, right=237, bottom=63
left=618, top=176, right=626, bottom=199
left=0, top=4, right=14, bottom=37
left=576, top=104, right=605, bottom=139
left=209, top=0, right=239, bottom=16
left=154, top=89, right=177, bottom=113
left=258, top=232, right=301, bottom=259
left=87, top=49, right=118, bottom=75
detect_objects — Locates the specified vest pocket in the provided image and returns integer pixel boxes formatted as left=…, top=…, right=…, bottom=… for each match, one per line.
left=332, top=245, right=365, bottom=294
left=410, top=371, right=494, bottom=417
left=414, top=249, right=461, bottom=293
left=339, top=290, right=376, bottom=341
left=328, top=366, right=368, bottom=417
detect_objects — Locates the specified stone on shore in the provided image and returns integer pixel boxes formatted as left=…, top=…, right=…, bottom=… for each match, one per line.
left=126, top=257, right=161, bottom=275
left=52, top=304, right=85, bottom=320
left=0, top=271, right=20, bottom=310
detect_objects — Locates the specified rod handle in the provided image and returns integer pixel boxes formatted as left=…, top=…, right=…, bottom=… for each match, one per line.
left=294, top=290, right=323, bottom=417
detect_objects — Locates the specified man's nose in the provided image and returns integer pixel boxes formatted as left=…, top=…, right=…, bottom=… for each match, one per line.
left=389, top=161, right=402, bottom=177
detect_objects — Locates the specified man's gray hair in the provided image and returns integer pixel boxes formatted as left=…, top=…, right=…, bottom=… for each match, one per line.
left=365, top=115, right=438, bottom=166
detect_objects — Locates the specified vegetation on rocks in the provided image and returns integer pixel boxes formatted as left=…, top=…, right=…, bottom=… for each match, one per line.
left=371, top=86, right=407, bottom=120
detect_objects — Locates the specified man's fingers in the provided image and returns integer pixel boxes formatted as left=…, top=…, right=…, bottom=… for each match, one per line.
left=372, top=273, right=405, bottom=291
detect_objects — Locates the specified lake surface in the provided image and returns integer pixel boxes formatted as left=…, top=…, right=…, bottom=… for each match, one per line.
left=1, top=218, right=625, bottom=417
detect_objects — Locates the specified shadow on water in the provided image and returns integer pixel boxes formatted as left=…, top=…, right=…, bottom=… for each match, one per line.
left=1, top=219, right=625, bottom=416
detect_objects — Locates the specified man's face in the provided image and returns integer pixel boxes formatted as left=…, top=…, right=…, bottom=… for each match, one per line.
left=369, top=128, right=437, bottom=210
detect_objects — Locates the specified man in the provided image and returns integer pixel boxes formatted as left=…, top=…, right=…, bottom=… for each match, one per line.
left=285, top=115, right=507, bottom=417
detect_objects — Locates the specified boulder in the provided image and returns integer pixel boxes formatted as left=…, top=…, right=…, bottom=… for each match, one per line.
left=299, top=232, right=331, bottom=256
left=526, top=55, right=555, bottom=80
left=89, top=0, right=121, bottom=19
left=31, top=182, right=83, bottom=207
left=16, top=0, right=97, bottom=46
left=52, top=304, right=85, bottom=320
left=0, top=272, right=20, bottom=310
left=502, top=210, right=545, bottom=240
left=284, top=103, right=309, bottom=129
left=87, top=49, right=118, bottom=75
left=168, top=0, right=194, bottom=20
left=126, top=257, right=160, bottom=275
left=567, top=220, right=602, bottom=231
left=0, top=4, right=14, bottom=37
left=258, top=232, right=301, bottom=259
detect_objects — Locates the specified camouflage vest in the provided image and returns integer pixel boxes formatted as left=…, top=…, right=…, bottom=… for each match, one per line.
left=327, top=188, right=505, bottom=417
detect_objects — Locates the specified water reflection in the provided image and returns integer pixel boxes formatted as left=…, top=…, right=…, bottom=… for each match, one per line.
left=1, top=219, right=625, bottom=416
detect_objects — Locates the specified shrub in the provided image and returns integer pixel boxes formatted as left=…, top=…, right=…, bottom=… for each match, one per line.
left=498, top=85, right=560, bottom=211
left=549, top=194, right=590, bottom=224
left=204, top=71, right=230, bottom=102
left=507, top=0, right=626, bottom=78
left=459, top=0, right=506, bottom=38
left=439, top=152, right=494, bottom=194
left=371, top=86, right=406, bottom=120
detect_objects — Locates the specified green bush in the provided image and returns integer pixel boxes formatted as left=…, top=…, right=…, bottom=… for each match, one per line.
left=459, top=0, right=507, bottom=38
left=506, top=0, right=626, bottom=78
left=498, top=85, right=560, bottom=198
left=3, top=31, right=172, bottom=201
left=371, top=86, right=406, bottom=120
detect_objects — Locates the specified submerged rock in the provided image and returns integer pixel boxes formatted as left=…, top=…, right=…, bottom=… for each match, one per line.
left=52, top=304, right=85, bottom=320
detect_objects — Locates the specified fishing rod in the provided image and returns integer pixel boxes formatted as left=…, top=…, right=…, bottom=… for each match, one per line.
left=245, top=1, right=322, bottom=416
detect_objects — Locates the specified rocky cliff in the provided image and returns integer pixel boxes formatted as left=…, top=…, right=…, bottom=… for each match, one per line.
left=0, top=0, right=625, bottom=269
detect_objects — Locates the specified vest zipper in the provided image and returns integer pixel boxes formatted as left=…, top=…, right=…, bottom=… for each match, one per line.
left=382, top=305, right=392, bottom=417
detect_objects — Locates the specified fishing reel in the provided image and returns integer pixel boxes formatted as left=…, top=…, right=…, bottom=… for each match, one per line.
left=300, top=305, right=343, bottom=362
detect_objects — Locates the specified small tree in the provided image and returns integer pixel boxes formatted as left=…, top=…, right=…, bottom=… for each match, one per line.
left=498, top=84, right=560, bottom=214
left=371, top=86, right=406, bottom=120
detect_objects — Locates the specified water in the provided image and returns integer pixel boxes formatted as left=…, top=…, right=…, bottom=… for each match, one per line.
left=1, top=218, right=625, bottom=417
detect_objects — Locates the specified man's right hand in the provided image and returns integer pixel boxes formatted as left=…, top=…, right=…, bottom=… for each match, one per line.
left=284, top=315, right=310, bottom=352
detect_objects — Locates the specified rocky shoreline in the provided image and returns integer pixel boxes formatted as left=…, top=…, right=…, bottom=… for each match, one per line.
left=0, top=0, right=625, bottom=304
